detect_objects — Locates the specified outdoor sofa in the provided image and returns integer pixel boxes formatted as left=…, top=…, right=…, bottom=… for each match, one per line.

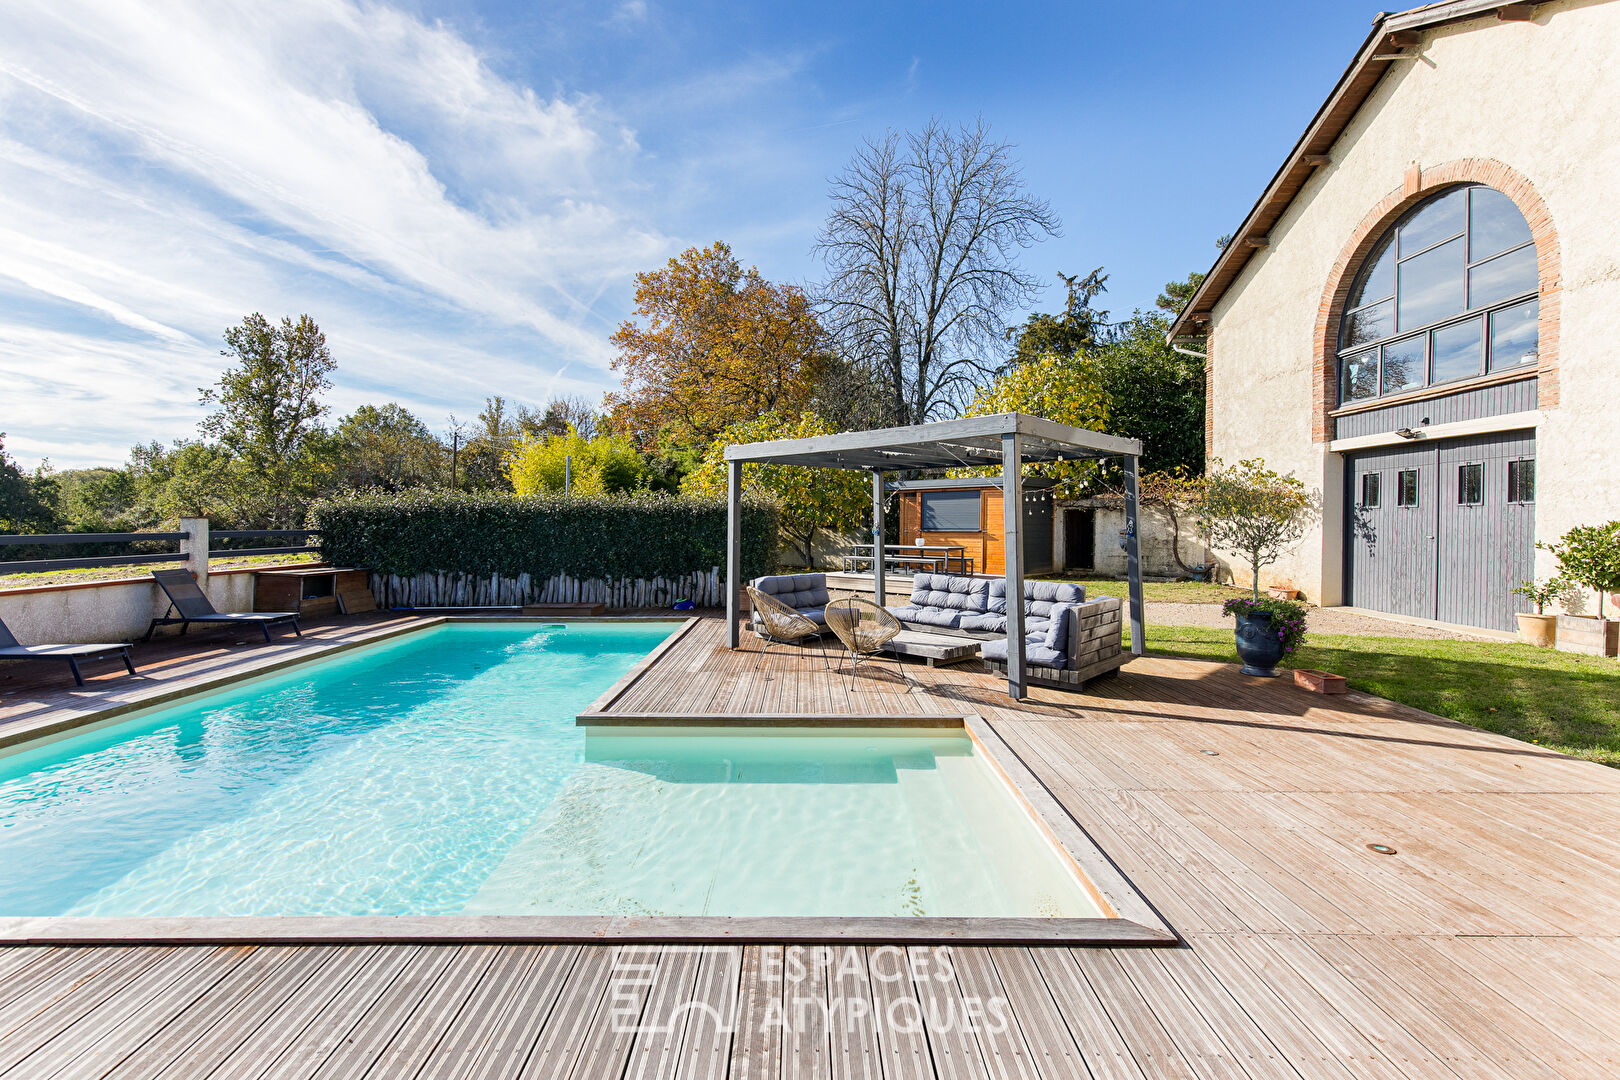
left=0, top=614, right=137, bottom=687
left=889, top=573, right=1125, bottom=689
left=748, top=573, right=832, bottom=631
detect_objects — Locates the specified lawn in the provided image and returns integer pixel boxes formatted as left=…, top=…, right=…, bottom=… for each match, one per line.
left=1133, top=623, right=1620, bottom=767
left=1052, top=574, right=1246, bottom=605
left=0, top=552, right=321, bottom=590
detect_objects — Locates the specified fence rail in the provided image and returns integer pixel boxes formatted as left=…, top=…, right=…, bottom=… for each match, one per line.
left=0, top=526, right=320, bottom=575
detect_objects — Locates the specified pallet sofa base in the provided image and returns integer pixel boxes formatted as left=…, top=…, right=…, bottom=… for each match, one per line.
left=984, top=651, right=1126, bottom=690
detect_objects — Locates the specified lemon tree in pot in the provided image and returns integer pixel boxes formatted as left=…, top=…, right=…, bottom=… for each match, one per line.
left=1193, top=459, right=1319, bottom=677
left=1542, top=522, right=1620, bottom=657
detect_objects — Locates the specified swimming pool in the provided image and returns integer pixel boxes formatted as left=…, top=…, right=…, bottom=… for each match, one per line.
left=0, top=622, right=1105, bottom=923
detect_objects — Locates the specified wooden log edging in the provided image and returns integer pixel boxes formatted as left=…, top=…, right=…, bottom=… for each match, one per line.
left=368, top=568, right=724, bottom=611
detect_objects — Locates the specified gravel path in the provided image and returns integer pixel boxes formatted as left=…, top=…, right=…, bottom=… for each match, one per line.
left=1146, top=601, right=1498, bottom=641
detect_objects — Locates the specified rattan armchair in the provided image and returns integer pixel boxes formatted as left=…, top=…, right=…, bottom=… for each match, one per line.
left=825, top=597, right=908, bottom=687
left=745, top=586, right=831, bottom=668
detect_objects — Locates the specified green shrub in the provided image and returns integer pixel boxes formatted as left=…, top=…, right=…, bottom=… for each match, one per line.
left=309, top=489, right=778, bottom=581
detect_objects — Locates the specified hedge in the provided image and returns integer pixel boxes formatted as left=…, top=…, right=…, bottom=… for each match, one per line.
left=308, top=489, right=779, bottom=582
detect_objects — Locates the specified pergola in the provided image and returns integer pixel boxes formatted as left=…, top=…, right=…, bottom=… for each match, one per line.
left=724, top=412, right=1146, bottom=699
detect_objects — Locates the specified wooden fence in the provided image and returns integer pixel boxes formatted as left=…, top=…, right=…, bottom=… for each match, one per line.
left=368, top=568, right=725, bottom=610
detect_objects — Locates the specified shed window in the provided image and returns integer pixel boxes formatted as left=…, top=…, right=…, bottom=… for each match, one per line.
left=1360, top=472, right=1381, bottom=508
left=920, top=490, right=982, bottom=532
left=1337, top=185, right=1538, bottom=405
left=1508, top=459, right=1535, bottom=503
left=1458, top=463, right=1484, bottom=505
left=1396, top=469, right=1419, bottom=507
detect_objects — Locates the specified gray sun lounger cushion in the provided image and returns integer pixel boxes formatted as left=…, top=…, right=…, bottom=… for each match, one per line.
left=0, top=615, right=136, bottom=687
left=147, top=568, right=301, bottom=643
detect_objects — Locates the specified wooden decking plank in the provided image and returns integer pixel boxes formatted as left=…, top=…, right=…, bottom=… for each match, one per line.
left=1107, top=949, right=1257, bottom=1080
left=408, top=946, right=546, bottom=1080
left=1139, top=946, right=1309, bottom=1080
left=451, top=944, right=580, bottom=1080
left=1172, top=936, right=1360, bottom=1080
left=907, top=947, right=989, bottom=1080
left=676, top=946, right=742, bottom=1080
left=726, top=946, right=783, bottom=1080
left=826, top=946, right=879, bottom=1080
left=1063, top=949, right=1198, bottom=1080
left=240, top=945, right=420, bottom=1080
left=517, top=946, right=615, bottom=1080
left=356, top=945, right=500, bottom=1080
left=947, top=948, right=1044, bottom=1080
left=0, top=947, right=176, bottom=1078
left=0, top=949, right=131, bottom=1036
left=99, top=946, right=309, bottom=1080
left=182, top=945, right=382, bottom=1080
left=562, top=945, right=663, bottom=1080
left=1017, top=948, right=1142, bottom=1080
left=29, top=945, right=250, bottom=1080
left=1344, top=936, right=1590, bottom=1080
left=624, top=946, right=705, bottom=1080
left=1252, top=937, right=1460, bottom=1080
left=861, top=947, right=932, bottom=1080
left=0, top=950, right=49, bottom=990
left=306, top=945, right=462, bottom=1080
left=781, top=946, right=829, bottom=1080
left=1306, top=936, right=1524, bottom=1080
left=1413, top=936, right=1620, bottom=1072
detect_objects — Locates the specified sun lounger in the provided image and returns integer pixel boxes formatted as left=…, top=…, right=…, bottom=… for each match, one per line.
left=145, top=568, right=301, bottom=643
left=0, top=615, right=136, bottom=686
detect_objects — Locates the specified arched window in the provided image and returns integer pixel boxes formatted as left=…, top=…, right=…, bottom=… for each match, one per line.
left=1338, top=184, right=1539, bottom=404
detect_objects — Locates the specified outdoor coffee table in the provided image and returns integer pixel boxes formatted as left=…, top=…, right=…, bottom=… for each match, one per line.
left=880, top=629, right=982, bottom=667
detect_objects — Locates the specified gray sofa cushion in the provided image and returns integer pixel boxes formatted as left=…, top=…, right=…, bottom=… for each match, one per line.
left=959, top=613, right=1053, bottom=636
left=910, top=607, right=966, bottom=630
left=1026, top=580, right=1084, bottom=620
left=907, top=574, right=990, bottom=613
left=753, top=573, right=830, bottom=611
left=980, top=635, right=1066, bottom=668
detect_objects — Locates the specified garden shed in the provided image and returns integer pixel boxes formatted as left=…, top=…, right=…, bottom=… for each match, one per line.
left=889, top=477, right=1055, bottom=575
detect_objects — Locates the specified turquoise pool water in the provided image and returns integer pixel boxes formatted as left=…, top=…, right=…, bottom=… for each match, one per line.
left=0, top=623, right=1101, bottom=920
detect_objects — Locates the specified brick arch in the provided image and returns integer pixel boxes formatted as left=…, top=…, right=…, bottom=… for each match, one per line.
left=1311, top=158, right=1561, bottom=443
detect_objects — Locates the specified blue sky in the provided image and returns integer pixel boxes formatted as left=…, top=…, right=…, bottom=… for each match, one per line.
left=0, top=0, right=1374, bottom=468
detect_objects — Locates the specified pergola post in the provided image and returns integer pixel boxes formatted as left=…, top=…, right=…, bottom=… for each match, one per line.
left=871, top=471, right=886, bottom=607
left=1001, top=432, right=1026, bottom=699
left=726, top=458, right=742, bottom=649
left=1123, top=453, right=1145, bottom=656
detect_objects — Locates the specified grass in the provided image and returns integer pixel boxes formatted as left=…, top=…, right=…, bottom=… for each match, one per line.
left=1052, top=574, right=1248, bottom=605
left=1133, top=623, right=1620, bottom=767
left=0, top=552, right=322, bottom=590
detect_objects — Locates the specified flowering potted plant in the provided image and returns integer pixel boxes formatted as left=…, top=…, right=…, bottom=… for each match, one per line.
left=1509, top=577, right=1562, bottom=648
left=1222, top=596, right=1307, bottom=677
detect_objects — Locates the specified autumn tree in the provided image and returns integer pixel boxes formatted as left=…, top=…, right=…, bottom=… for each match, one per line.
left=958, top=357, right=1110, bottom=498
left=508, top=429, right=647, bottom=495
left=682, top=412, right=870, bottom=568
left=606, top=242, right=825, bottom=447
left=815, top=119, right=1060, bottom=425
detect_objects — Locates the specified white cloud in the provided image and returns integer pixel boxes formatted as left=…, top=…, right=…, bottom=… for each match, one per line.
left=0, top=0, right=672, bottom=467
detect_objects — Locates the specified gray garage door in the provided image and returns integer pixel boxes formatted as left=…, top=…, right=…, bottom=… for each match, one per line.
left=1344, top=431, right=1535, bottom=631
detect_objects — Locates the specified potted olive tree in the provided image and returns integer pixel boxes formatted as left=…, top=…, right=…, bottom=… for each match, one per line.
left=1194, top=459, right=1319, bottom=677
left=1510, top=578, right=1563, bottom=648
left=1544, top=522, right=1620, bottom=657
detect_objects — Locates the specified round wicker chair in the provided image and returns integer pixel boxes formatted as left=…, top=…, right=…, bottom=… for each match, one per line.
left=744, top=586, right=831, bottom=669
left=825, top=597, right=908, bottom=687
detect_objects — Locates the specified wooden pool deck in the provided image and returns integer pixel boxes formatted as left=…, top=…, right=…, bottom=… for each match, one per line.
left=2, top=612, right=1619, bottom=1078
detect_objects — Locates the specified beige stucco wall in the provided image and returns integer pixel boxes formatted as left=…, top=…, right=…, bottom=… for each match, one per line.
left=0, top=572, right=256, bottom=648
left=1205, top=0, right=1620, bottom=609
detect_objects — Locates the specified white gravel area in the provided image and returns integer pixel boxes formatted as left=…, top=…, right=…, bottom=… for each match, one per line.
left=1146, top=602, right=1499, bottom=641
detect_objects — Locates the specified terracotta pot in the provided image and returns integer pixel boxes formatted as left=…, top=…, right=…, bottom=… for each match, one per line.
left=1293, top=669, right=1346, bottom=694
left=1515, top=612, right=1556, bottom=648
left=1267, top=586, right=1299, bottom=601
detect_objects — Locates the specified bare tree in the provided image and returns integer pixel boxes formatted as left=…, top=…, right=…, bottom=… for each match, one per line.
left=814, top=119, right=1060, bottom=425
